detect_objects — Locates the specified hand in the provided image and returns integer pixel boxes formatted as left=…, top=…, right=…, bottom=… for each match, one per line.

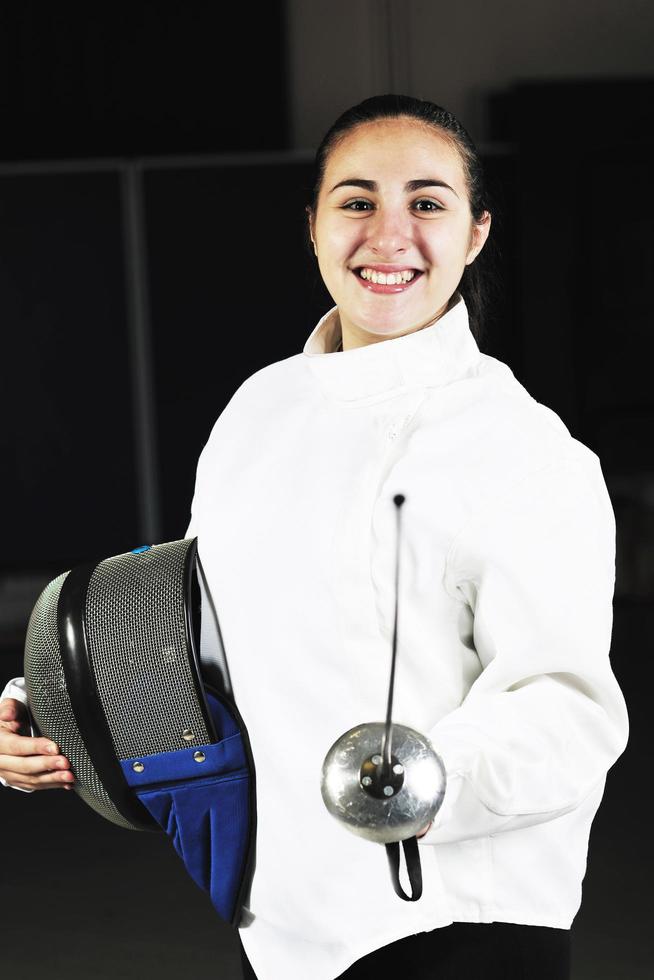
left=0, top=698, right=74, bottom=791
left=416, top=821, right=432, bottom=839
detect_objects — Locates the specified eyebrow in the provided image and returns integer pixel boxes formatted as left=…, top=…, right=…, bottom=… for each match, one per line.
left=328, top=178, right=459, bottom=198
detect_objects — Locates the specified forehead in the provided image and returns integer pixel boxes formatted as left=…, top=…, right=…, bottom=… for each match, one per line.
left=323, top=118, right=464, bottom=188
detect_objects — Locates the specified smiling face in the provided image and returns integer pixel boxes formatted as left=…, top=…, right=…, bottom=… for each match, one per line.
left=308, top=117, right=491, bottom=350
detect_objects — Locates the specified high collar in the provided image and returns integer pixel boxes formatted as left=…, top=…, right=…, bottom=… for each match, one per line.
left=301, top=292, right=481, bottom=403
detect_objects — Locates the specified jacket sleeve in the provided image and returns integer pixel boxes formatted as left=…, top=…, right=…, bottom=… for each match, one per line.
left=419, top=452, right=629, bottom=845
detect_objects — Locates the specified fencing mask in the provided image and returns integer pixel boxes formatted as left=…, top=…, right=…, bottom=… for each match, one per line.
left=23, top=538, right=256, bottom=929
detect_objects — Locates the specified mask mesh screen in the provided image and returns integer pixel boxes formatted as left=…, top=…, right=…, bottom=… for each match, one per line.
left=85, top=540, right=211, bottom=760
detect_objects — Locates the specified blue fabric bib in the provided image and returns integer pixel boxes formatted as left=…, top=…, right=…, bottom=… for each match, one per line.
left=120, top=688, right=255, bottom=926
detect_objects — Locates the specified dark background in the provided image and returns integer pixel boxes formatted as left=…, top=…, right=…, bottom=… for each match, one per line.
left=0, top=3, right=651, bottom=978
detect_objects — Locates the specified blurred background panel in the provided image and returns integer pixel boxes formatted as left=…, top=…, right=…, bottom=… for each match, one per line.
left=286, top=0, right=654, bottom=148
left=0, top=168, right=137, bottom=571
left=0, top=2, right=289, bottom=159
left=0, top=3, right=652, bottom=979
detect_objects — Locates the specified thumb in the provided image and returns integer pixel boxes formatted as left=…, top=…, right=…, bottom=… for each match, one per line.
left=0, top=698, right=27, bottom=721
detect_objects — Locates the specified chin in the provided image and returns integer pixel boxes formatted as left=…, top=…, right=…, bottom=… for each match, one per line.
left=363, top=322, right=412, bottom=339
left=357, top=310, right=425, bottom=337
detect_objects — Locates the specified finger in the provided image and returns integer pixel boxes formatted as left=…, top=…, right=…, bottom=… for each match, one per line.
left=8, top=776, right=74, bottom=791
left=0, top=699, right=27, bottom=722
left=0, top=719, right=23, bottom=733
left=0, top=731, right=59, bottom=757
left=33, top=768, right=76, bottom=787
left=0, top=752, right=70, bottom=777
left=0, top=766, right=75, bottom=789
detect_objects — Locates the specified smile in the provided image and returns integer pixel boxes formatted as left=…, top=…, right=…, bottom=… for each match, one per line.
left=352, top=266, right=424, bottom=294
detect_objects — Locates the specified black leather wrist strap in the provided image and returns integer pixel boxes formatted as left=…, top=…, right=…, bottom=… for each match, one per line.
left=385, top=836, right=423, bottom=901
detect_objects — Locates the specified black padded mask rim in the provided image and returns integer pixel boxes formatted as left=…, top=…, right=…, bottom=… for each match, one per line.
left=57, top=560, right=159, bottom=831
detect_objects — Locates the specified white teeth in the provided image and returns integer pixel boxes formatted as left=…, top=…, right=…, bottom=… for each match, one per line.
left=358, top=268, right=416, bottom=284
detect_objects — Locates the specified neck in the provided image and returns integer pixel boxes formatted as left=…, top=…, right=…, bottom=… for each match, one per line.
left=338, top=299, right=453, bottom=353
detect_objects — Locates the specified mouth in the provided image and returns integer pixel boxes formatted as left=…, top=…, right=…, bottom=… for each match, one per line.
left=352, top=266, right=425, bottom=294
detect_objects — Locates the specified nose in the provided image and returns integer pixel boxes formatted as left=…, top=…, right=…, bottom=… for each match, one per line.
left=366, top=205, right=413, bottom=258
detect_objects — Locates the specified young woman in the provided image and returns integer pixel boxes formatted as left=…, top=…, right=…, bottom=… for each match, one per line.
left=0, top=95, right=629, bottom=980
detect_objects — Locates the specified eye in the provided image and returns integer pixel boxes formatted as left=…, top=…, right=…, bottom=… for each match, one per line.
left=412, top=198, right=444, bottom=213
left=341, top=199, right=374, bottom=211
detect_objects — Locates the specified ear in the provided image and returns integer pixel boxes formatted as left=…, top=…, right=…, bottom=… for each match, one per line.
left=465, top=211, right=491, bottom=266
left=306, top=205, right=317, bottom=255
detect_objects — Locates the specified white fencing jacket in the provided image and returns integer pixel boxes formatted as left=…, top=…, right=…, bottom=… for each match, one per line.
left=2, top=292, right=629, bottom=980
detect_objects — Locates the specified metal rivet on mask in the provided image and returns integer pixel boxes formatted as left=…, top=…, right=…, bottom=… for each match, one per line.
left=371, top=754, right=383, bottom=766
left=383, top=786, right=394, bottom=796
left=361, top=776, right=372, bottom=787
left=392, top=763, right=404, bottom=774
left=132, top=761, right=144, bottom=773
left=182, top=729, right=194, bottom=741
left=193, top=751, right=206, bottom=763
